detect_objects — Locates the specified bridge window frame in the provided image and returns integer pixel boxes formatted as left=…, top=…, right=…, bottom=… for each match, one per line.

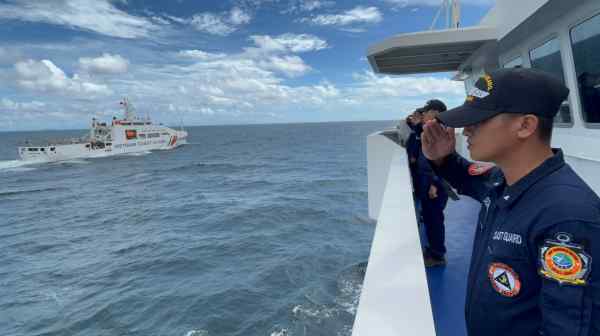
left=568, top=10, right=600, bottom=129
left=528, top=35, right=574, bottom=128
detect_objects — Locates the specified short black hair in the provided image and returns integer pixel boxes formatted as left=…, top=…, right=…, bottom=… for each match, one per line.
left=424, top=99, right=447, bottom=112
left=537, top=116, right=554, bottom=143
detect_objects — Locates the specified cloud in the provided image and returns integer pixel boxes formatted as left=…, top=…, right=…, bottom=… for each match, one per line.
left=1, top=98, right=46, bottom=111
left=79, top=53, right=129, bottom=74
left=0, top=0, right=159, bottom=39
left=348, top=71, right=464, bottom=103
left=308, top=6, right=382, bottom=26
left=249, top=34, right=328, bottom=53
left=259, top=55, right=311, bottom=77
left=177, top=50, right=227, bottom=61
left=14, top=59, right=112, bottom=96
left=191, top=7, right=252, bottom=36
left=229, top=7, right=251, bottom=25
left=284, top=0, right=335, bottom=13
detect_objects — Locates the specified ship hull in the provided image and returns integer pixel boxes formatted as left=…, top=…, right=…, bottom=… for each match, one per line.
left=18, top=130, right=187, bottom=162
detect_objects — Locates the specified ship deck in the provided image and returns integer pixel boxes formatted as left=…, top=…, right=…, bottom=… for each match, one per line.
left=423, top=196, right=480, bottom=336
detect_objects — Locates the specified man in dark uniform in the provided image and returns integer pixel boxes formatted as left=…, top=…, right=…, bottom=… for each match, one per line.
left=421, top=68, right=600, bottom=335
left=419, top=100, right=450, bottom=267
left=406, top=108, right=426, bottom=229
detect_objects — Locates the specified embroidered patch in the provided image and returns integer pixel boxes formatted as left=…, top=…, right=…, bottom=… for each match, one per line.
left=488, top=262, right=521, bottom=297
left=468, top=162, right=494, bottom=176
left=539, top=233, right=591, bottom=286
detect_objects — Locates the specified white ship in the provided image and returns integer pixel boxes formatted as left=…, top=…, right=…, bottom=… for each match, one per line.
left=354, top=0, right=600, bottom=335
left=18, top=98, right=188, bottom=162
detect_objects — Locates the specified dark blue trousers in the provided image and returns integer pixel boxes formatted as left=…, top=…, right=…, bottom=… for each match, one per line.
left=422, top=192, right=448, bottom=259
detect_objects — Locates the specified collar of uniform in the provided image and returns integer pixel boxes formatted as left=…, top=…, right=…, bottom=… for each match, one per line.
left=496, top=148, right=565, bottom=209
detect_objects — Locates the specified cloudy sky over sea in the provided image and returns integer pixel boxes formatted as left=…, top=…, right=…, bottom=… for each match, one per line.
left=0, top=0, right=493, bottom=131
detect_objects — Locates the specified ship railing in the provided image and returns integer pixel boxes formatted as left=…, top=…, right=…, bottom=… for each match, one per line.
left=18, top=137, right=91, bottom=147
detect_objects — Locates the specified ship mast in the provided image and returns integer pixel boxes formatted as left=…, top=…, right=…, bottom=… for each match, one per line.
left=430, top=0, right=461, bottom=30
left=120, top=97, right=137, bottom=121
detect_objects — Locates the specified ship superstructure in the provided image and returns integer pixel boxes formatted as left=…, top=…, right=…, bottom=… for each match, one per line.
left=18, top=98, right=188, bottom=162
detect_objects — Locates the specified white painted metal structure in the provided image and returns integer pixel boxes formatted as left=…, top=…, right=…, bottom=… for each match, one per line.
left=18, top=98, right=188, bottom=162
left=355, top=0, right=600, bottom=335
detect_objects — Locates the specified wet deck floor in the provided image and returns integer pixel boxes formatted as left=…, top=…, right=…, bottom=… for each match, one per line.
left=424, top=196, right=480, bottom=336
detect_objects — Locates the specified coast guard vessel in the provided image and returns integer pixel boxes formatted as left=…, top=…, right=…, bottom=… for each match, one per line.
left=354, top=0, right=600, bottom=335
left=18, top=98, right=188, bottom=162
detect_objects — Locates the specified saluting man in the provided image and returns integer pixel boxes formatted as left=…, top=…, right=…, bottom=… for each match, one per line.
left=421, top=68, right=600, bottom=335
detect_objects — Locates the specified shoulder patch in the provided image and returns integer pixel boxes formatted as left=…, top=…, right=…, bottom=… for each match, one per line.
left=539, top=233, right=591, bottom=286
left=488, top=262, right=521, bottom=297
left=468, top=162, right=494, bottom=176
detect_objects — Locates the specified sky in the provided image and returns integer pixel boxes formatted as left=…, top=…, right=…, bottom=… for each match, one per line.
left=0, top=0, right=494, bottom=131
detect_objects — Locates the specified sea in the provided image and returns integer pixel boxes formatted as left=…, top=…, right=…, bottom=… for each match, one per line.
left=0, top=121, right=391, bottom=336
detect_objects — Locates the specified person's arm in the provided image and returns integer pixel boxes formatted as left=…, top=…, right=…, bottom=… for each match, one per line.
left=529, top=197, right=600, bottom=336
left=431, top=152, right=497, bottom=202
left=533, top=219, right=600, bottom=336
left=421, top=120, right=494, bottom=203
left=417, top=151, right=440, bottom=199
left=406, top=133, right=418, bottom=164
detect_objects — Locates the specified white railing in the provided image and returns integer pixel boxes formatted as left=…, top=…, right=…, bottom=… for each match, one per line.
left=352, top=131, right=436, bottom=336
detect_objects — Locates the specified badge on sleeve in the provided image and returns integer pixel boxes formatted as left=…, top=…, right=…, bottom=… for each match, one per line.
left=488, top=262, right=521, bottom=297
left=468, top=162, right=494, bottom=176
left=539, top=233, right=591, bottom=286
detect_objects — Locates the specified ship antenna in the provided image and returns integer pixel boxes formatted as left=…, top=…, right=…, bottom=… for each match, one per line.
left=430, top=0, right=459, bottom=30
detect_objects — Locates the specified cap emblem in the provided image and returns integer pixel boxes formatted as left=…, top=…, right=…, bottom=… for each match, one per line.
left=483, top=74, right=494, bottom=91
left=466, top=74, right=494, bottom=102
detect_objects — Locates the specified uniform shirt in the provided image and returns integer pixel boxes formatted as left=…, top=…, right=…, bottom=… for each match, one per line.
left=406, top=123, right=445, bottom=201
left=434, top=149, right=600, bottom=336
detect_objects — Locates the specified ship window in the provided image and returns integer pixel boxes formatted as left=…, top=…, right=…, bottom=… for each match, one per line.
left=50, top=147, right=55, bottom=151
left=139, top=133, right=146, bottom=138
left=503, top=57, right=523, bottom=69
left=529, top=37, right=572, bottom=125
left=40, top=148, right=45, bottom=152
left=125, top=129, right=137, bottom=140
left=571, top=13, right=600, bottom=125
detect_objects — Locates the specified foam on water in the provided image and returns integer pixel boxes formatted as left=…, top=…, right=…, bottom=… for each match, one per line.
left=270, top=328, right=289, bottom=336
left=0, top=160, right=38, bottom=172
left=124, top=151, right=152, bottom=156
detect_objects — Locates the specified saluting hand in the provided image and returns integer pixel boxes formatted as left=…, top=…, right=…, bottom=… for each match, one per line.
left=428, top=185, right=438, bottom=199
left=422, top=120, right=456, bottom=164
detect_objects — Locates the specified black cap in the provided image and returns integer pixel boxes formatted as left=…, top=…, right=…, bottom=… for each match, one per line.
left=423, top=99, right=447, bottom=112
left=415, top=107, right=426, bottom=114
left=438, top=68, right=570, bottom=128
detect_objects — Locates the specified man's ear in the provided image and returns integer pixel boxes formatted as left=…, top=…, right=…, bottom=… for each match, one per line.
left=516, top=114, right=539, bottom=139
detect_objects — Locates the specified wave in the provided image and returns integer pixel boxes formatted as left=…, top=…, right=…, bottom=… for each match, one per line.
left=51, top=159, right=90, bottom=165
left=269, top=328, right=289, bottom=336
left=124, top=151, right=152, bottom=157
left=335, top=262, right=367, bottom=315
left=0, top=160, right=39, bottom=172
left=184, top=330, right=208, bottom=336
left=0, top=187, right=66, bottom=197
left=162, top=162, right=265, bottom=175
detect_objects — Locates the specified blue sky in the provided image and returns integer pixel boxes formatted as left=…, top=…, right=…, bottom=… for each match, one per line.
left=0, top=0, right=494, bottom=131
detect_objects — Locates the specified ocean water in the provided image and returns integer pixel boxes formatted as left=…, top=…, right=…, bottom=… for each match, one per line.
left=0, top=121, right=390, bottom=336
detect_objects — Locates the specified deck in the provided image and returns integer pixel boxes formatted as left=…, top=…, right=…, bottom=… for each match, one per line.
left=423, top=196, right=480, bottom=336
